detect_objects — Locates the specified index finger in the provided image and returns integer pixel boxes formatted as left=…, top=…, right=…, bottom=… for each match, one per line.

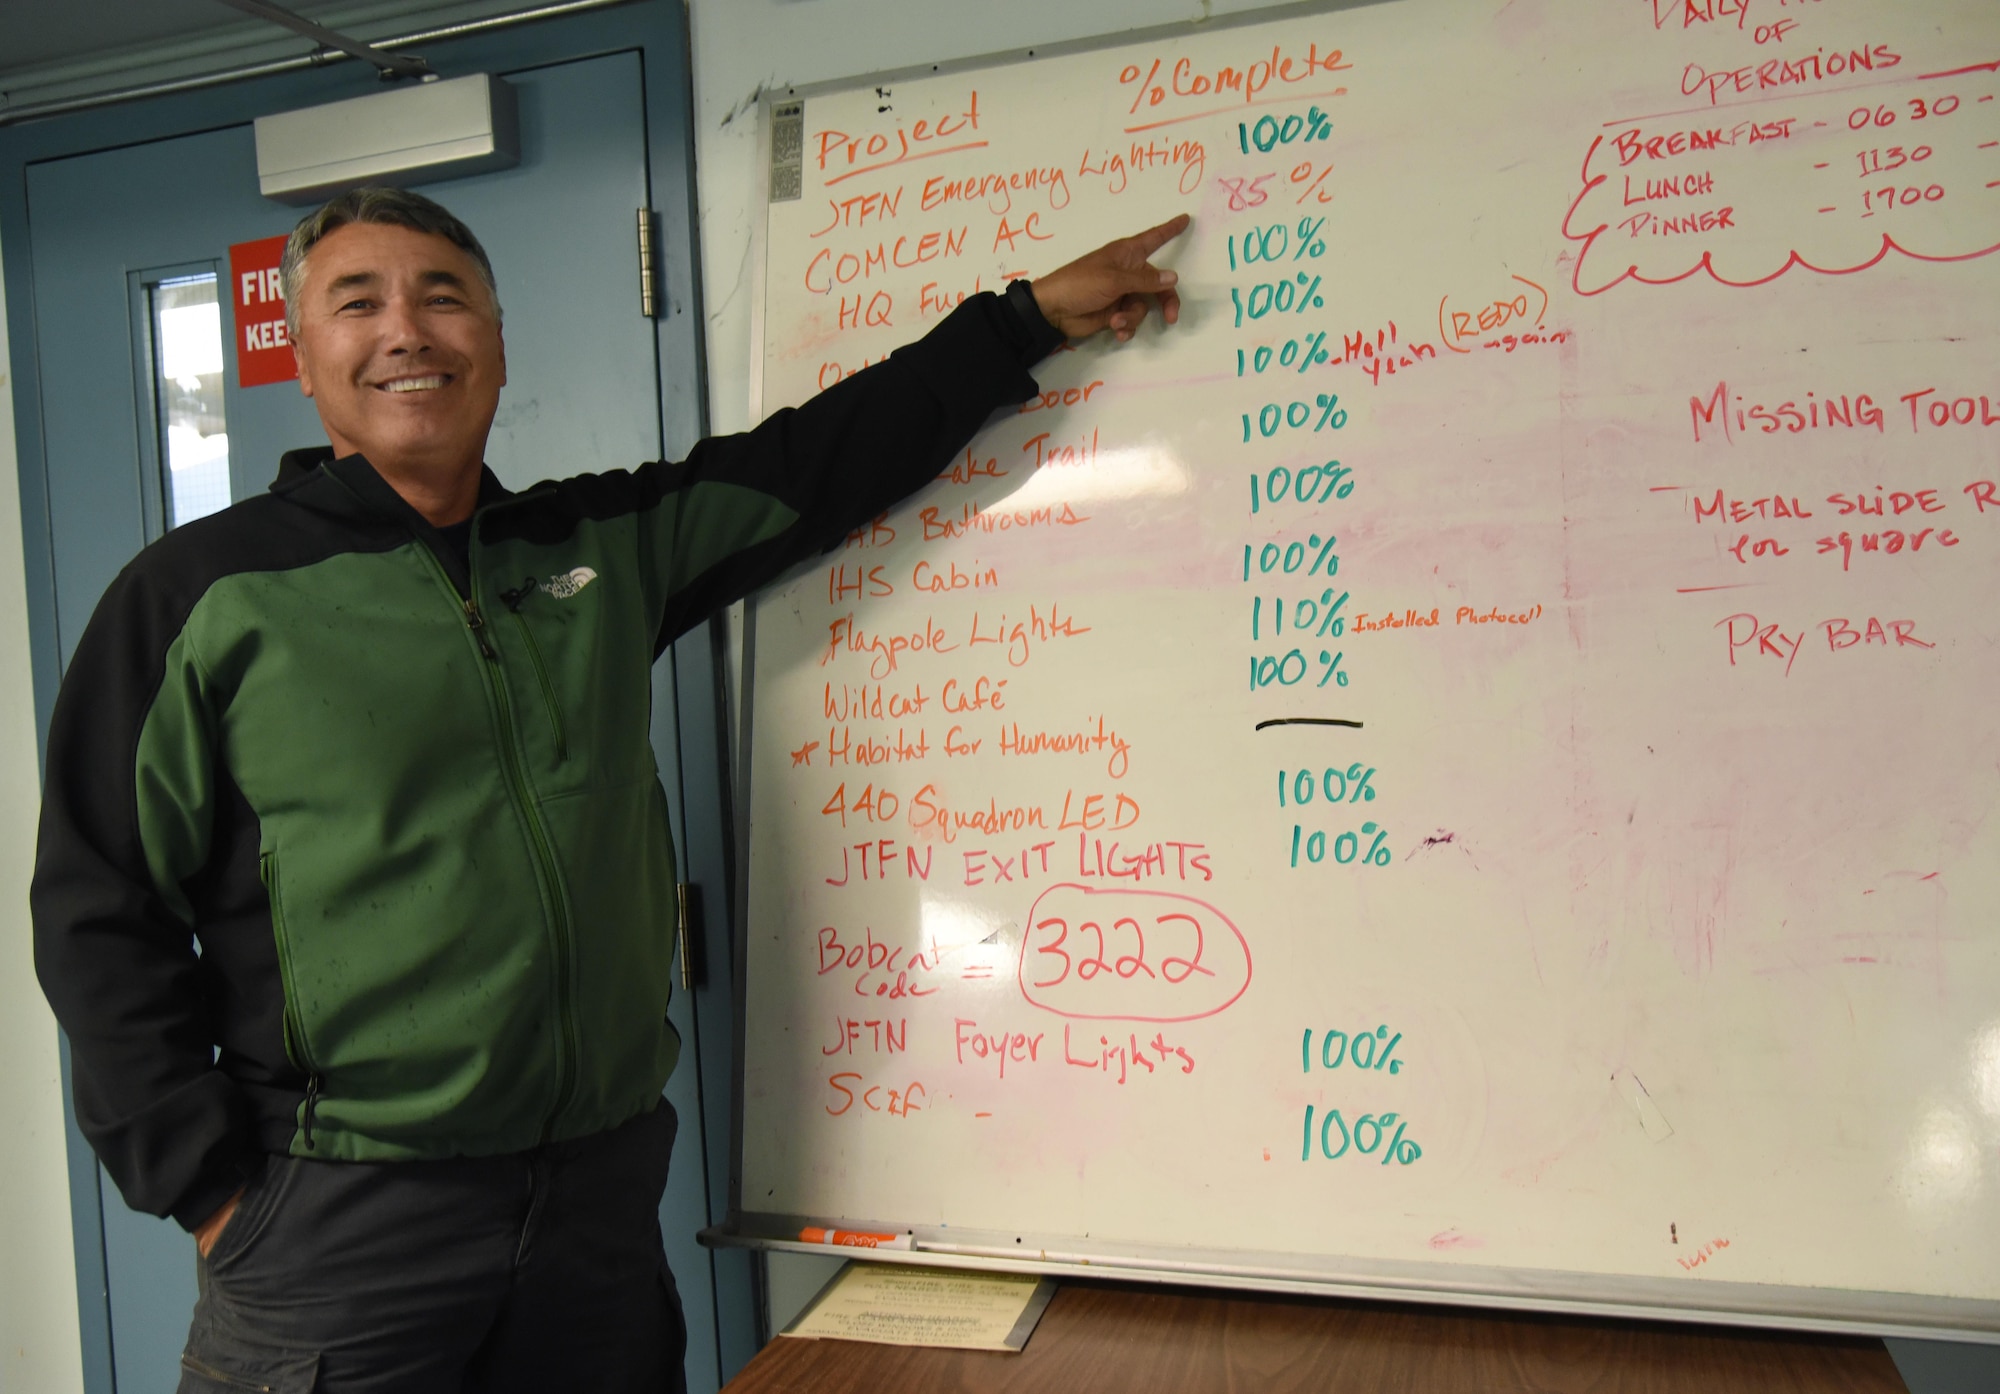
left=1122, top=212, right=1192, bottom=259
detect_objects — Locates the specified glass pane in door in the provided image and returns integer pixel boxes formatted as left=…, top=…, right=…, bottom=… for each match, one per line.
left=151, top=273, right=231, bottom=527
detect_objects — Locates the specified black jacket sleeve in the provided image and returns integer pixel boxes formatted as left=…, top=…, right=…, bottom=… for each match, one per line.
left=31, top=562, right=261, bottom=1230
left=531, top=289, right=1063, bottom=649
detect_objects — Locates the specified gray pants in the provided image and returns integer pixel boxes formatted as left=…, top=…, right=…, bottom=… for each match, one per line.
left=177, top=1102, right=687, bottom=1394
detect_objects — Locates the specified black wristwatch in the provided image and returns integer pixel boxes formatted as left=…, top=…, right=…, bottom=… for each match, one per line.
left=1004, top=276, right=1063, bottom=355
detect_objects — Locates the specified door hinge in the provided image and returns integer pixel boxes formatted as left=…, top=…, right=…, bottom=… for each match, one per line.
left=675, top=881, right=697, bottom=989
left=637, top=207, right=659, bottom=318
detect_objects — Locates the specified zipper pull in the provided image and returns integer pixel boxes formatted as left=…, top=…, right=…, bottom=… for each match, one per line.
left=499, top=577, right=537, bottom=612
left=302, top=1074, right=322, bottom=1151
left=463, top=599, right=497, bottom=660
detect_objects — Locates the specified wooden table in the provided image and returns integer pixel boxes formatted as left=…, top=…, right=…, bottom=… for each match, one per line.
left=725, top=1280, right=1908, bottom=1393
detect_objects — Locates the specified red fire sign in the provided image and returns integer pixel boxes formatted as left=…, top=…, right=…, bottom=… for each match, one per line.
left=229, top=234, right=296, bottom=388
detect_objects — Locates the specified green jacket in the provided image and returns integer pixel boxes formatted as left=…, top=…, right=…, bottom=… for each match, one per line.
left=32, top=293, right=1058, bottom=1228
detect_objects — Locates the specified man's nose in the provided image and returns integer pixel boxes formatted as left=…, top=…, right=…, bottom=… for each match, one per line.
left=378, top=296, right=430, bottom=352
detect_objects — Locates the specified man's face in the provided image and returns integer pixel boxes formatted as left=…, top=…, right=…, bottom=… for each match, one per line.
left=291, top=221, right=505, bottom=473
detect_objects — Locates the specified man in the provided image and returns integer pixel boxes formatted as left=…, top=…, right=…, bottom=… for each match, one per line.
left=32, top=184, right=1185, bottom=1392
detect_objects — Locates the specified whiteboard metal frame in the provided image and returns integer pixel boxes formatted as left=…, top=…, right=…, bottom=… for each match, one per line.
left=717, top=0, right=2000, bottom=1345
left=702, top=1217, right=2000, bottom=1345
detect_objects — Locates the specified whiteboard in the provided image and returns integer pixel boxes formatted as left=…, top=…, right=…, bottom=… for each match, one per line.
left=726, top=0, right=2000, bottom=1338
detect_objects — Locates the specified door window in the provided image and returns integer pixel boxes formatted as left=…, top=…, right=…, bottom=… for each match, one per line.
left=148, top=271, right=232, bottom=528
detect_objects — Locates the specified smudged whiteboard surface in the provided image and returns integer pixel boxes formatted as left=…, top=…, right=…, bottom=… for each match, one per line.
left=735, top=0, right=2000, bottom=1335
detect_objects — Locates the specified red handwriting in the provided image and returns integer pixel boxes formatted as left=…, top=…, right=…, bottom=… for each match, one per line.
left=1676, top=1237, right=1732, bottom=1271
left=1057, top=789, right=1139, bottom=831
left=999, top=716, right=1131, bottom=779
left=1690, top=488, right=1959, bottom=523
left=827, top=562, right=892, bottom=604
left=823, top=681, right=928, bottom=722
left=1902, top=389, right=2000, bottom=431
left=841, top=515, right=896, bottom=550
left=1690, top=382, right=1887, bottom=441
left=1019, top=380, right=1105, bottom=414
left=1623, top=169, right=1717, bottom=205
left=824, top=1073, right=927, bottom=1117
left=823, top=1016, right=908, bottom=1056
left=912, top=559, right=1000, bottom=594
left=820, top=726, right=929, bottom=769
left=919, top=276, right=984, bottom=317
left=919, top=162, right=1069, bottom=215
left=1024, top=428, right=1099, bottom=470
left=816, top=924, right=942, bottom=994
left=1077, top=137, right=1208, bottom=196
left=1613, top=120, right=1796, bottom=164
left=993, top=213, right=1051, bottom=253
left=1018, top=883, right=1248, bottom=1022
left=1649, top=0, right=1808, bottom=42
left=1456, top=604, right=1543, bottom=627
left=822, top=614, right=956, bottom=678
left=942, top=676, right=1008, bottom=713
left=1352, top=608, right=1439, bottom=633
left=1568, top=116, right=2000, bottom=296
left=1119, top=44, right=1352, bottom=131
left=1692, top=491, right=1814, bottom=522
left=1651, top=0, right=1749, bottom=32
left=1682, top=45, right=1901, bottom=106
left=1814, top=527, right=1959, bottom=569
left=1717, top=612, right=1934, bottom=673
left=804, top=227, right=967, bottom=293
left=817, top=92, right=983, bottom=185
left=966, top=603, right=1092, bottom=668
left=954, top=1019, right=1044, bottom=1079
left=1618, top=205, right=1738, bottom=239
left=821, top=781, right=899, bottom=827
left=1479, top=330, right=1569, bottom=355
left=1440, top=276, right=1548, bottom=353
left=823, top=834, right=934, bottom=883
left=911, top=784, right=1049, bottom=845
left=959, top=840, right=1060, bottom=887
left=1072, top=836, right=1212, bottom=884
left=938, top=448, right=1006, bottom=486
left=919, top=500, right=1091, bottom=540
left=1062, top=1024, right=1194, bottom=1082
left=833, top=291, right=895, bottom=331
left=810, top=188, right=903, bottom=238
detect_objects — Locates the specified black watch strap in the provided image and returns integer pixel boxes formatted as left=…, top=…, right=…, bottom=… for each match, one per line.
left=1004, top=277, right=1065, bottom=362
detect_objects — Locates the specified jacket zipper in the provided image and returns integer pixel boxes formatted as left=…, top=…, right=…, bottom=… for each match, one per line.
left=506, top=604, right=569, bottom=762
left=259, top=852, right=321, bottom=1151
left=421, top=545, right=581, bottom=1139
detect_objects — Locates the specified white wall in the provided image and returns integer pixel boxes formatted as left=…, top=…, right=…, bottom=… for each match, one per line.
left=0, top=235, right=86, bottom=1393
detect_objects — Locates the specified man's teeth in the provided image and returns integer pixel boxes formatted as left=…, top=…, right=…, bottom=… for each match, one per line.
left=384, top=376, right=447, bottom=393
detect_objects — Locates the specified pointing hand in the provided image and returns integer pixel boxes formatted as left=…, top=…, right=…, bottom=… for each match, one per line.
left=1029, top=213, right=1191, bottom=342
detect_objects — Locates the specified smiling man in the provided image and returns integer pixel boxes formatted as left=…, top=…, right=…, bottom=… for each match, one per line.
left=32, top=185, right=1185, bottom=1394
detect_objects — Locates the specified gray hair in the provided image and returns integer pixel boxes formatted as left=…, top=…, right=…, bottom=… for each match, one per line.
left=280, top=185, right=501, bottom=337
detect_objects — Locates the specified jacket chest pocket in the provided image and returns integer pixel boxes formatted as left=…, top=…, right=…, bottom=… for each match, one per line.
left=507, top=607, right=569, bottom=762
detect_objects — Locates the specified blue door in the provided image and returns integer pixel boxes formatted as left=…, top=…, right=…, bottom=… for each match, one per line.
left=12, top=33, right=750, bottom=1394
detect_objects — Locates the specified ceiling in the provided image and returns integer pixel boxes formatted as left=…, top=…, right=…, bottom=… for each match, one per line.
left=0, top=0, right=530, bottom=113
left=2, top=0, right=296, bottom=73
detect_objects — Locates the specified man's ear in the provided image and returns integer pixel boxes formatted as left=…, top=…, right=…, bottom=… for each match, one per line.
left=293, top=339, right=315, bottom=399
left=497, top=323, right=507, bottom=389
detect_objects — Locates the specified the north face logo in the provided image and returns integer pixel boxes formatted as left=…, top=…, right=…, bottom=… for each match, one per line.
left=540, top=567, right=597, bottom=599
